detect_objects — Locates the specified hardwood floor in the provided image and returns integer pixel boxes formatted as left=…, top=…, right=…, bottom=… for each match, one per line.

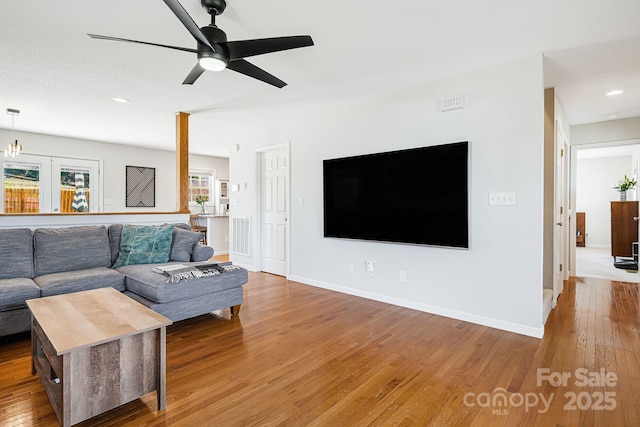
left=1, top=274, right=639, bottom=426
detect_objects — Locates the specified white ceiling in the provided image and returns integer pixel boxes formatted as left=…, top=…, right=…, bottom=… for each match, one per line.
left=1, top=0, right=639, bottom=157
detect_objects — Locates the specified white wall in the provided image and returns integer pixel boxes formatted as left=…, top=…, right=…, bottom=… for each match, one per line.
left=229, top=55, right=546, bottom=337
left=576, top=156, right=633, bottom=246
left=572, top=117, right=640, bottom=146
left=0, top=129, right=228, bottom=212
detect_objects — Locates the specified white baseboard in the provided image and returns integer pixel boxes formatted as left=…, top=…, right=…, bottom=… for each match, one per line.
left=233, top=262, right=260, bottom=272
left=288, top=275, right=544, bottom=339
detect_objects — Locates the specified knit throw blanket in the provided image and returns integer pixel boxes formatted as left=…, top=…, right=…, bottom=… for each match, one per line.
left=162, top=263, right=241, bottom=283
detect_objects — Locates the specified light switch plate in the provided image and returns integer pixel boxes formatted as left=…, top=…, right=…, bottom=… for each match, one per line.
left=489, top=192, right=516, bottom=206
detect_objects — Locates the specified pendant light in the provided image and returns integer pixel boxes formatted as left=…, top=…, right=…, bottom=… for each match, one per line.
left=5, top=108, right=22, bottom=158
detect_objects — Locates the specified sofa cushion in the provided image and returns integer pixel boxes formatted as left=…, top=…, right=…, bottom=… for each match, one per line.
left=0, top=228, right=35, bottom=279
left=124, top=287, right=243, bottom=322
left=170, top=228, right=206, bottom=262
left=192, top=244, right=214, bottom=262
left=0, top=278, right=40, bottom=311
left=118, top=263, right=248, bottom=304
left=34, top=226, right=112, bottom=276
left=108, top=224, right=124, bottom=266
left=112, top=225, right=175, bottom=268
left=34, top=267, right=126, bottom=298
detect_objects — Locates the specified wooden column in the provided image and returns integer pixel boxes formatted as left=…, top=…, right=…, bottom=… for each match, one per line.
left=176, top=112, right=189, bottom=212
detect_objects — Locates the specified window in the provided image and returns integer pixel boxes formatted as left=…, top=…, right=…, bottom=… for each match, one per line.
left=3, top=161, right=41, bottom=213
left=188, top=170, right=214, bottom=205
left=58, top=167, right=91, bottom=213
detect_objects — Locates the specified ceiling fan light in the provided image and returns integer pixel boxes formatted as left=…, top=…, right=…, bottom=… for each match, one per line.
left=199, top=51, right=227, bottom=71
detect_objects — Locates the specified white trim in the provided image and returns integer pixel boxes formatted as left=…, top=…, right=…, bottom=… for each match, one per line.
left=255, top=142, right=290, bottom=153
left=570, top=138, right=640, bottom=274
left=232, top=261, right=259, bottom=272
left=289, top=275, right=545, bottom=339
left=0, top=213, right=189, bottom=229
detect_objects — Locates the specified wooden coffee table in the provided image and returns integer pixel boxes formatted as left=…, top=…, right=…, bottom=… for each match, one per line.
left=26, top=287, right=172, bottom=426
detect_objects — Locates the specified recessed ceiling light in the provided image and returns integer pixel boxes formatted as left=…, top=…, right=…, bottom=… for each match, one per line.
left=112, top=97, right=129, bottom=103
left=604, top=113, right=619, bottom=119
left=606, top=90, right=624, bottom=96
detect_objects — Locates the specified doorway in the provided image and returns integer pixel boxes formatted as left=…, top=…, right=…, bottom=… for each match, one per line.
left=571, top=141, right=640, bottom=283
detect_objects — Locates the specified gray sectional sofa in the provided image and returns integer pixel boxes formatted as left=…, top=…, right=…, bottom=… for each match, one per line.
left=0, top=223, right=248, bottom=338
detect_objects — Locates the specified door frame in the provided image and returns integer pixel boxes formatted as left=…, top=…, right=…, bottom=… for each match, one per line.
left=255, top=142, right=291, bottom=277
left=553, top=126, right=569, bottom=306
left=569, top=137, right=640, bottom=275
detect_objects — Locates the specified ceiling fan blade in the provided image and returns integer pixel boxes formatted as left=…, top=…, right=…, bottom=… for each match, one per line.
left=227, top=60, right=286, bottom=88
left=162, top=0, right=215, bottom=51
left=221, top=35, right=314, bottom=61
left=88, top=34, right=197, bottom=53
left=183, top=63, right=206, bottom=85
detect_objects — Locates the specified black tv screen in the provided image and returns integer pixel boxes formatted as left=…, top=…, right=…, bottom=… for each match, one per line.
left=323, top=141, right=468, bottom=248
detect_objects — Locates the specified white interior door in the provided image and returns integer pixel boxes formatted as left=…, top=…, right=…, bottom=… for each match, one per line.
left=260, top=147, right=289, bottom=276
left=553, top=128, right=568, bottom=305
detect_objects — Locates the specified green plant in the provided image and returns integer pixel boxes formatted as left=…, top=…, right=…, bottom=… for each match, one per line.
left=195, top=194, right=208, bottom=205
left=613, top=175, right=637, bottom=192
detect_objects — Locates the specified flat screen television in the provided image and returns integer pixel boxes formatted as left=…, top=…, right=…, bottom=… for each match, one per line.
left=323, top=141, right=468, bottom=248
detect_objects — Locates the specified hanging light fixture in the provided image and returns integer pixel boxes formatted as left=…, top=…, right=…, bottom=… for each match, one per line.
left=5, top=108, right=23, bottom=158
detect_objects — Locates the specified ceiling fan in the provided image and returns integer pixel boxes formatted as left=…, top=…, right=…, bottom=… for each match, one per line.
left=88, top=0, right=314, bottom=88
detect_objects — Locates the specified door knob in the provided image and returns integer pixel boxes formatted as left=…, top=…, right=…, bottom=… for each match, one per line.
left=634, top=217, right=639, bottom=221
left=556, top=222, right=563, bottom=226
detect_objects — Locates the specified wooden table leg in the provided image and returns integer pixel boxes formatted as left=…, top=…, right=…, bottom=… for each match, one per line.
left=30, top=316, right=36, bottom=375
left=62, top=356, right=71, bottom=427
left=157, top=326, right=167, bottom=411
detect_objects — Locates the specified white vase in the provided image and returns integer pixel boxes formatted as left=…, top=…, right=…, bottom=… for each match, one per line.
left=620, top=191, right=627, bottom=201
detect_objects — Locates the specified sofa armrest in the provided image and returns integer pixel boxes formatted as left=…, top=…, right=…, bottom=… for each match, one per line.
left=192, top=244, right=214, bottom=262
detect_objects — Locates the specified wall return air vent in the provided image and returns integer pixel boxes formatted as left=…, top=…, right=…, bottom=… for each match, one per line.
left=440, top=94, right=465, bottom=112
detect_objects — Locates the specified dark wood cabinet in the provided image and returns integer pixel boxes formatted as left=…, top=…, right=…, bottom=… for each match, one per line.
left=576, top=212, right=585, bottom=247
left=611, top=201, right=639, bottom=258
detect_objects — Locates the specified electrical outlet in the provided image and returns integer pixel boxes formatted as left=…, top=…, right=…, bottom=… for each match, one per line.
left=399, top=271, right=407, bottom=282
left=347, top=262, right=353, bottom=273
left=366, top=261, right=375, bottom=275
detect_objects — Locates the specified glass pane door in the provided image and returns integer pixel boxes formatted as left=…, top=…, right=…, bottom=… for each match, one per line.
left=3, top=161, right=40, bottom=213
left=1, top=154, right=51, bottom=213
left=52, top=158, right=100, bottom=213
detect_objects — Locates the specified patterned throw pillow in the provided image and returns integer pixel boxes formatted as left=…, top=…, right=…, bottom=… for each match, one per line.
left=112, top=225, right=175, bottom=268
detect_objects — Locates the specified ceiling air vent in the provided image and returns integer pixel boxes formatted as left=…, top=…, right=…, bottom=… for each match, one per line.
left=440, top=94, right=465, bottom=112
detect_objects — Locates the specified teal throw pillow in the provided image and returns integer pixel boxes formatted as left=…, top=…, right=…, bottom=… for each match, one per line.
left=112, top=224, right=175, bottom=268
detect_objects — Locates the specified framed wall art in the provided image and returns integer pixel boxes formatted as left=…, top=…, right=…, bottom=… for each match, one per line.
left=126, top=165, right=156, bottom=207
